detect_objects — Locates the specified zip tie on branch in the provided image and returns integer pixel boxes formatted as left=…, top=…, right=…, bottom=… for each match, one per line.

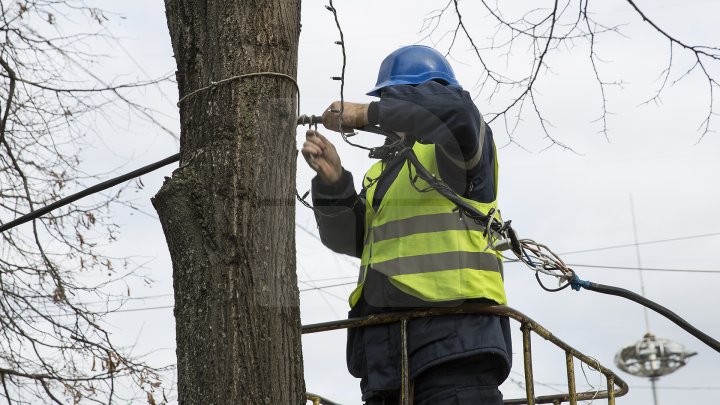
left=176, top=72, right=301, bottom=115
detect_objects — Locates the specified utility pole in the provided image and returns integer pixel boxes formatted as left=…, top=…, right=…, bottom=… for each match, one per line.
left=154, top=1, right=305, bottom=404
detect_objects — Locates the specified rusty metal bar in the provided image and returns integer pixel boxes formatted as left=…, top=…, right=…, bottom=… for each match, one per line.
left=522, top=325, right=536, bottom=405
left=305, top=392, right=341, bottom=405
left=504, top=390, right=623, bottom=405
left=565, top=352, right=578, bottom=405
left=607, top=374, right=615, bottom=405
left=400, top=318, right=410, bottom=405
left=302, top=305, right=629, bottom=405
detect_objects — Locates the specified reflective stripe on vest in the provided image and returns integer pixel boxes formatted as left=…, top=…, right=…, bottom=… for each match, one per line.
left=372, top=212, right=486, bottom=243
left=372, top=251, right=503, bottom=276
left=348, top=142, right=507, bottom=307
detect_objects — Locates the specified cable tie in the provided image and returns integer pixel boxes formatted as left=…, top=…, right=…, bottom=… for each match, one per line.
left=330, top=108, right=340, bottom=113
left=334, top=41, right=343, bottom=45
left=325, top=5, right=334, bottom=11
left=331, top=76, right=342, bottom=81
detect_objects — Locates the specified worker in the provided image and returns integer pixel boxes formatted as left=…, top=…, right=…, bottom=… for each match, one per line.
left=302, top=45, right=511, bottom=405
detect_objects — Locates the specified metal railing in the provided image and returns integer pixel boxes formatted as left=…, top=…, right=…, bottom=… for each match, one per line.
left=303, top=304, right=628, bottom=405
left=306, top=392, right=342, bottom=405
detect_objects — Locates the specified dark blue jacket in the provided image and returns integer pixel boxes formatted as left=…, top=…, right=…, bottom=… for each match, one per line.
left=311, top=81, right=512, bottom=399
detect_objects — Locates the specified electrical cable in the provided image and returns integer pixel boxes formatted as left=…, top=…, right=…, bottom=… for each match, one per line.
left=90, top=280, right=355, bottom=315
left=558, top=231, right=720, bottom=255
left=0, top=153, right=180, bottom=234
left=535, top=271, right=571, bottom=292
left=505, top=258, right=720, bottom=274
left=325, top=1, right=373, bottom=152
left=565, top=263, right=720, bottom=274
left=112, top=305, right=173, bottom=314
left=574, top=279, right=720, bottom=353
left=299, top=281, right=355, bottom=292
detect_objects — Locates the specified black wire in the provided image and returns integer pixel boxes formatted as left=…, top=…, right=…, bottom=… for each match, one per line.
left=583, top=281, right=720, bottom=353
left=402, top=147, right=505, bottom=233
left=406, top=159, right=435, bottom=193
left=535, top=271, right=572, bottom=292
left=295, top=129, right=410, bottom=218
left=294, top=162, right=383, bottom=219
left=326, top=1, right=372, bottom=152
left=295, top=189, right=316, bottom=211
left=368, top=136, right=406, bottom=160
left=0, top=153, right=180, bottom=234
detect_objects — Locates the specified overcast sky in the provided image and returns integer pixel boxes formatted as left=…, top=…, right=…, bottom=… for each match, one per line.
left=66, top=1, right=720, bottom=404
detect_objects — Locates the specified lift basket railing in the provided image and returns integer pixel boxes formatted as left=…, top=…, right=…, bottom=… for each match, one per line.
left=302, top=304, right=628, bottom=405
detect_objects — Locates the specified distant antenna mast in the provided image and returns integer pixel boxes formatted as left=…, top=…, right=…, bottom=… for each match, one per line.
left=630, top=194, right=651, bottom=333
left=615, top=195, right=697, bottom=405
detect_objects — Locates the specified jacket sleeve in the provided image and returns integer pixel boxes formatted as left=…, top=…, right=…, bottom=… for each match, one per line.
left=367, top=80, right=496, bottom=202
left=310, top=169, right=365, bottom=258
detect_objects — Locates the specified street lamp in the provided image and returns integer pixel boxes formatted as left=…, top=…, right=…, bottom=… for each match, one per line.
left=615, top=333, right=696, bottom=404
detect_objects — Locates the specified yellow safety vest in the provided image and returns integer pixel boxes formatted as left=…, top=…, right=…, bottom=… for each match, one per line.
left=349, top=142, right=507, bottom=308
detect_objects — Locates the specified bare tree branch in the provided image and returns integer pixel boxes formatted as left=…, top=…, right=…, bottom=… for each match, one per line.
left=0, top=1, right=174, bottom=403
left=0, top=371, right=12, bottom=405
left=421, top=0, right=720, bottom=148
left=0, top=56, right=15, bottom=148
left=623, top=0, right=719, bottom=141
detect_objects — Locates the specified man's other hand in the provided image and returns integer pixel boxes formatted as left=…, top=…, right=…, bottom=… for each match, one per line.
left=301, top=129, right=343, bottom=185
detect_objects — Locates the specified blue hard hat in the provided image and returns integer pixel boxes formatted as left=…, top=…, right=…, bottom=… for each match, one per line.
left=367, top=45, right=461, bottom=97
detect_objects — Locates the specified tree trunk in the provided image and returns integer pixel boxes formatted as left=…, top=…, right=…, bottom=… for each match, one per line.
left=153, top=1, right=304, bottom=404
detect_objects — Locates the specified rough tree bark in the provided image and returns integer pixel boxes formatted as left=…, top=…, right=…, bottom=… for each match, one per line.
left=153, top=1, right=304, bottom=404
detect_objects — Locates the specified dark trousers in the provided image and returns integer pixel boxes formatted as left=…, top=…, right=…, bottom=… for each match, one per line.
left=364, top=355, right=504, bottom=405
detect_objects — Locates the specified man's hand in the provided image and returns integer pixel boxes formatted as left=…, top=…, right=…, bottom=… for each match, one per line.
left=301, top=129, right=343, bottom=185
left=321, top=101, right=369, bottom=133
